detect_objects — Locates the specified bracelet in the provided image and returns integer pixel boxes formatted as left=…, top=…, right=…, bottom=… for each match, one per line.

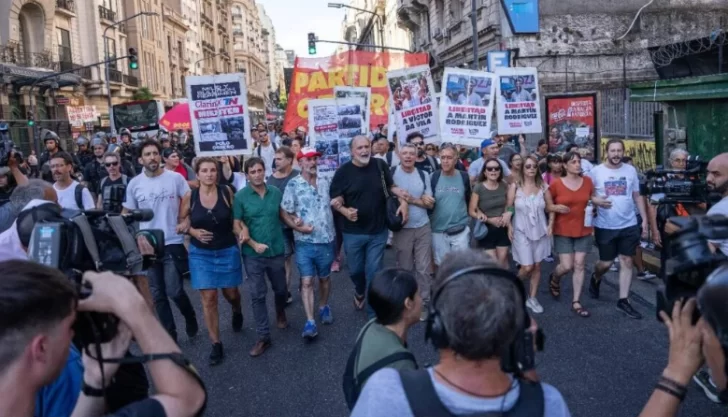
left=82, top=381, right=105, bottom=397
left=658, top=375, right=688, bottom=394
left=655, top=383, right=686, bottom=401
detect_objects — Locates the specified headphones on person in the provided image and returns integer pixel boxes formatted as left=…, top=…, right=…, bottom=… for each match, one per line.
left=425, top=265, right=545, bottom=375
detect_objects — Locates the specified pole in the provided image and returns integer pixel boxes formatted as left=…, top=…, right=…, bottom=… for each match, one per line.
left=378, top=16, right=385, bottom=53
left=104, top=12, right=158, bottom=134
left=317, top=39, right=411, bottom=53
left=471, top=0, right=478, bottom=69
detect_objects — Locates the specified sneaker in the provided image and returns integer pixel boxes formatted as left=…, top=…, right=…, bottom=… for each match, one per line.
left=693, top=369, right=723, bottom=404
left=232, top=311, right=243, bottom=332
left=589, top=273, right=601, bottom=299
left=617, top=298, right=643, bottom=319
left=302, top=320, right=318, bottom=340
left=543, top=256, right=554, bottom=263
left=526, top=298, right=544, bottom=314
left=637, top=271, right=657, bottom=281
left=319, top=305, right=334, bottom=324
left=286, top=291, right=293, bottom=305
left=209, top=343, right=224, bottom=366
left=185, top=317, right=199, bottom=338
left=331, top=260, right=341, bottom=272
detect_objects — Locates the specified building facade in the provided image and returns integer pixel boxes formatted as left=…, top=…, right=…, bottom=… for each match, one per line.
left=231, top=0, right=267, bottom=123
left=340, top=0, right=412, bottom=53
left=181, top=0, right=202, bottom=75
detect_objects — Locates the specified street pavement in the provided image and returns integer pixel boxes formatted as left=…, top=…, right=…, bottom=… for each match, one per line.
left=169, top=247, right=724, bottom=417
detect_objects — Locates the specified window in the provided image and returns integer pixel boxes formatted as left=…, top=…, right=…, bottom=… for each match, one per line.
left=450, top=0, right=464, bottom=20
left=435, top=0, right=445, bottom=29
left=56, top=28, right=72, bottom=63
left=105, top=37, right=117, bottom=69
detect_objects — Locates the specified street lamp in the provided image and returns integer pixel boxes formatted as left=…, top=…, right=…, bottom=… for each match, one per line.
left=194, top=52, right=230, bottom=73
left=105, top=11, right=158, bottom=134
left=328, top=2, right=385, bottom=52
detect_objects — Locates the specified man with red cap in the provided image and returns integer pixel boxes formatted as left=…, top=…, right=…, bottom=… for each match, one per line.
left=281, top=147, right=336, bottom=340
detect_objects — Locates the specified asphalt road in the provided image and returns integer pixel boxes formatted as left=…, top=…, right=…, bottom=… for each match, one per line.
left=169, top=248, right=724, bottom=417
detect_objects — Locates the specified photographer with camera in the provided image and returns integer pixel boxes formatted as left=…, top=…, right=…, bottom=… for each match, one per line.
left=0, top=259, right=206, bottom=417
left=350, top=249, right=570, bottom=416
left=0, top=179, right=55, bottom=233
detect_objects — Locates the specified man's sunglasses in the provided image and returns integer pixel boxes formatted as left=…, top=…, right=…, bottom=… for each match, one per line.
left=105, top=161, right=119, bottom=167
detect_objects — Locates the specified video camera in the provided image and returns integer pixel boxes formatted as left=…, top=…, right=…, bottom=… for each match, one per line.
left=23, top=204, right=165, bottom=346
left=0, top=122, right=23, bottom=167
left=656, top=215, right=728, bottom=323
left=639, top=156, right=709, bottom=205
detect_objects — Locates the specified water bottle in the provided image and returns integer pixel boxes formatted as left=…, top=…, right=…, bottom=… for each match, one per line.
left=584, top=200, right=594, bottom=228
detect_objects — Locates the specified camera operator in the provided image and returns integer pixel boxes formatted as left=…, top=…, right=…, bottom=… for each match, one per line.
left=706, top=153, right=728, bottom=255
left=0, top=179, right=56, bottom=233
left=0, top=260, right=206, bottom=417
left=0, top=153, right=29, bottom=208
left=350, top=249, right=571, bottom=416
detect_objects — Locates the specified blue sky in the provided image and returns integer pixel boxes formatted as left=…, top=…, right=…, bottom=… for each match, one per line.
left=255, top=0, right=346, bottom=58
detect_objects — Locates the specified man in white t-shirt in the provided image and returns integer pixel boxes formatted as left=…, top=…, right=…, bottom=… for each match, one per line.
left=587, top=139, right=649, bottom=319
left=707, top=152, right=728, bottom=255
left=255, top=129, right=277, bottom=180
left=50, top=152, right=95, bottom=210
left=123, top=139, right=198, bottom=342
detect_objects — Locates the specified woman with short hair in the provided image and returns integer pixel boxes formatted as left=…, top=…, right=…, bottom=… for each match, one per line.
left=343, top=268, right=421, bottom=410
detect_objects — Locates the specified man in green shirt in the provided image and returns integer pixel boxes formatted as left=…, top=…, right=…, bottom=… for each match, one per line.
left=233, top=157, right=310, bottom=357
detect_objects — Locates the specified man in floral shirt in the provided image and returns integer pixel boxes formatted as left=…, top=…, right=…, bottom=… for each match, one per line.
left=281, top=147, right=336, bottom=340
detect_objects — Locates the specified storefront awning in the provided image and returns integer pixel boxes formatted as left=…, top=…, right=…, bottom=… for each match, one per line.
left=0, top=63, right=82, bottom=90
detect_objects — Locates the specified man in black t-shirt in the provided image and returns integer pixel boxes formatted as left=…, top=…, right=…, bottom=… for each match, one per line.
left=330, top=136, right=409, bottom=317
left=97, top=153, right=128, bottom=212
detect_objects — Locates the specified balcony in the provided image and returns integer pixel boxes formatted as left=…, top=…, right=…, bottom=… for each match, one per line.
left=118, top=23, right=127, bottom=34
left=1, top=46, right=59, bottom=70
left=56, top=0, right=76, bottom=17
left=98, top=5, right=116, bottom=24
left=56, top=60, right=91, bottom=79
left=108, top=68, right=122, bottom=83
left=123, top=74, right=139, bottom=87
left=201, top=15, right=213, bottom=28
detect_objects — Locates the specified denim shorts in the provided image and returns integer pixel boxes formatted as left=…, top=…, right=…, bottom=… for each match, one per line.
left=189, top=244, right=243, bottom=290
left=295, top=241, right=335, bottom=279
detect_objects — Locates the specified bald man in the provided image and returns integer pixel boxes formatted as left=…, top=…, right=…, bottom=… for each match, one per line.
left=707, top=152, right=728, bottom=254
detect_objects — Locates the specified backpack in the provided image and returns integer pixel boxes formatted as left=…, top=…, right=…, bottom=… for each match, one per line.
left=342, top=320, right=417, bottom=410
left=74, top=183, right=87, bottom=210
left=256, top=142, right=278, bottom=170
left=429, top=170, right=471, bottom=216
left=390, top=166, right=427, bottom=192
left=190, top=184, right=233, bottom=212
left=398, top=369, right=545, bottom=417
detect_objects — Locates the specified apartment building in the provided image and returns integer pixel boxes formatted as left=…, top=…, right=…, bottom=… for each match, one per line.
left=340, top=0, right=412, bottom=53
left=198, top=0, right=232, bottom=76
left=257, top=3, right=279, bottom=95
left=231, top=0, right=267, bottom=123
left=162, top=2, right=189, bottom=99
left=181, top=0, right=202, bottom=75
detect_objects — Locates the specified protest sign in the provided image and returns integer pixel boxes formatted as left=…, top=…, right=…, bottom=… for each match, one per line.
left=545, top=93, right=598, bottom=161
left=494, top=67, right=542, bottom=135
left=334, top=86, right=371, bottom=135
left=308, top=97, right=366, bottom=179
left=285, top=51, right=428, bottom=132
left=186, top=73, right=252, bottom=156
left=387, top=65, right=439, bottom=144
left=440, top=68, right=496, bottom=147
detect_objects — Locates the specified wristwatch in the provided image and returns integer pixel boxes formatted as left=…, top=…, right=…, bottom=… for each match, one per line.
left=82, top=381, right=105, bottom=397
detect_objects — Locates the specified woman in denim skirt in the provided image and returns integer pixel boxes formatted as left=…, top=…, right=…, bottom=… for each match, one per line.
left=179, top=157, right=243, bottom=366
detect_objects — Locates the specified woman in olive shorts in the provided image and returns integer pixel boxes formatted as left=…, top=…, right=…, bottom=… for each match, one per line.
left=468, top=157, right=512, bottom=268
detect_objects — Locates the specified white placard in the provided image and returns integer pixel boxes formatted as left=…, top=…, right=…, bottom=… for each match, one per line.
left=334, top=86, right=371, bottom=135
left=440, top=68, right=496, bottom=147
left=494, top=67, right=543, bottom=135
left=308, top=97, right=366, bottom=179
left=386, top=65, right=440, bottom=144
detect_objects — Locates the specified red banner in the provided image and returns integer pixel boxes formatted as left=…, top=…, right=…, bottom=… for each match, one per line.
left=545, top=94, right=598, bottom=161
left=283, top=51, right=429, bottom=133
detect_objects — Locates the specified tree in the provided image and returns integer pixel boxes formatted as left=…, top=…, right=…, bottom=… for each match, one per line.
left=278, top=96, right=287, bottom=110
left=132, top=87, right=154, bottom=101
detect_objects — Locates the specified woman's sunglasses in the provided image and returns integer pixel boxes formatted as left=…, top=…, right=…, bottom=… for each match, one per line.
left=485, top=166, right=501, bottom=172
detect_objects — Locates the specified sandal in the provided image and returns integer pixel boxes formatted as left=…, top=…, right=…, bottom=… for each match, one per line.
left=549, top=273, right=561, bottom=299
left=572, top=301, right=591, bottom=318
left=353, top=293, right=366, bottom=311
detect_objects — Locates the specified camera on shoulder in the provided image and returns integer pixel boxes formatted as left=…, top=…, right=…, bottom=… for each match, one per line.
left=21, top=204, right=164, bottom=347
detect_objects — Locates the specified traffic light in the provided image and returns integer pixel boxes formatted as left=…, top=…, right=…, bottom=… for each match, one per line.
left=27, top=111, right=34, bottom=127
left=308, top=33, right=316, bottom=55
left=128, top=47, right=138, bottom=70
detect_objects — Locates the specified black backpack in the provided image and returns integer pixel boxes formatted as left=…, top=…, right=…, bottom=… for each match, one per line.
left=343, top=321, right=417, bottom=410
left=74, top=183, right=88, bottom=210
left=428, top=170, right=471, bottom=215
left=390, top=166, right=427, bottom=192
left=399, top=369, right=545, bottom=417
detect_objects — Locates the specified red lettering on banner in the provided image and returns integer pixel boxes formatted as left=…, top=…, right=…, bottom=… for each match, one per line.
left=401, top=104, right=432, bottom=118
left=448, top=106, right=486, bottom=114
left=505, top=102, right=536, bottom=109
left=194, top=105, right=243, bottom=119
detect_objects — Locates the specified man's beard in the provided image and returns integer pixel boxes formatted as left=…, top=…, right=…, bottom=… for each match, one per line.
left=144, top=161, right=160, bottom=172
left=709, top=179, right=728, bottom=196
left=417, top=149, right=425, bottom=158
left=355, top=155, right=370, bottom=165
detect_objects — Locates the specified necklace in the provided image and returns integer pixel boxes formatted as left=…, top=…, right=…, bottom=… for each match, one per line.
left=433, top=367, right=512, bottom=399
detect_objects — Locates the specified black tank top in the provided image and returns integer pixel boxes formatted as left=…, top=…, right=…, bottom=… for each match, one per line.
left=189, top=186, right=237, bottom=250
